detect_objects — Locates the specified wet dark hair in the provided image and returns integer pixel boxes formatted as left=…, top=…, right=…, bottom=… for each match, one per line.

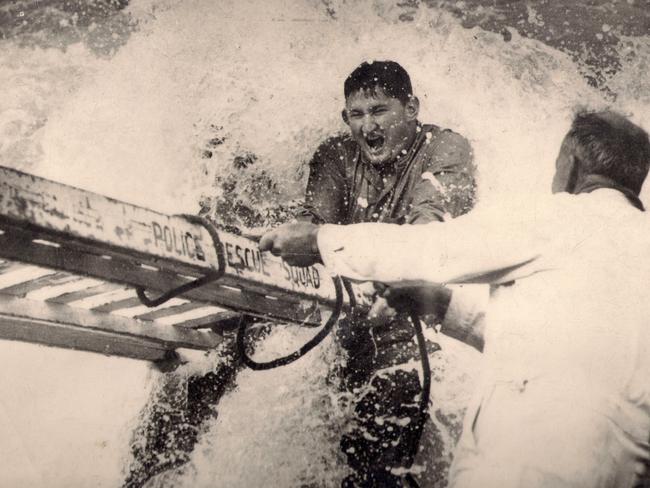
left=567, top=110, right=650, bottom=195
left=344, top=61, right=413, bottom=105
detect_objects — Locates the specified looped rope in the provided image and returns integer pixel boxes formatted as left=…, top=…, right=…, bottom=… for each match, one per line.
left=342, top=277, right=357, bottom=310
left=135, top=214, right=348, bottom=371
left=403, top=309, right=432, bottom=488
left=135, top=214, right=227, bottom=308
left=236, top=274, right=345, bottom=370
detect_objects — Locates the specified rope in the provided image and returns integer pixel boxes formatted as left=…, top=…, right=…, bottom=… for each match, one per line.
left=236, top=275, right=345, bottom=370
left=403, top=309, right=432, bottom=488
left=135, top=214, right=227, bottom=308
left=134, top=215, right=347, bottom=372
left=342, top=277, right=357, bottom=309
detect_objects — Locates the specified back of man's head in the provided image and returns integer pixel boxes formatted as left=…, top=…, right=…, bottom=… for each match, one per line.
left=567, top=110, right=650, bottom=195
left=344, top=61, right=413, bottom=104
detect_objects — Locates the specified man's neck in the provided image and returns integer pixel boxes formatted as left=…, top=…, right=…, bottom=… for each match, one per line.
left=574, top=174, right=645, bottom=211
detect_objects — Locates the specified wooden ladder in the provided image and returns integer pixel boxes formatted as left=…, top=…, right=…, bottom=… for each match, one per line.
left=0, top=166, right=367, bottom=361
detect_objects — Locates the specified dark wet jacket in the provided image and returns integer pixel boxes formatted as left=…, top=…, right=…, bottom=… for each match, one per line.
left=298, top=123, right=477, bottom=485
left=299, top=123, right=476, bottom=226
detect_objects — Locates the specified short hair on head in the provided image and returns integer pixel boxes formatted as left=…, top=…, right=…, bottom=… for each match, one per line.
left=566, top=109, right=650, bottom=194
left=344, top=60, right=413, bottom=104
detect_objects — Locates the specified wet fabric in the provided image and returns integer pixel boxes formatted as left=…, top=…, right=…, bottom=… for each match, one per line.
left=300, top=123, right=476, bottom=486
left=337, top=318, right=442, bottom=487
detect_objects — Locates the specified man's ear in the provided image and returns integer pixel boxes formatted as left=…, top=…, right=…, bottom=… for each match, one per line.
left=566, top=154, right=581, bottom=193
left=405, top=96, right=419, bottom=121
left=341, top=109, right=349, bottom=126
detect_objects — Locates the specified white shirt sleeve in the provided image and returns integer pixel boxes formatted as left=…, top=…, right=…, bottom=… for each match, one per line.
left=317, top=203, right=548, bottom=286
left=441, top=284, right=490, bottom=350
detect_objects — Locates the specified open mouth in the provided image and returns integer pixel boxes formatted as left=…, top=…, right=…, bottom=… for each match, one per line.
left=365, top=133, right=385, bottom=152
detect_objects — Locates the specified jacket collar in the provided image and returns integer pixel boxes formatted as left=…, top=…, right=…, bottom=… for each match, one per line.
left=574, top=174, right=645, bottom=211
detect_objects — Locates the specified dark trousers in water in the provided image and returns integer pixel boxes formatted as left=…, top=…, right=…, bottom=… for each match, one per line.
left=123, top=330, right=242, bottom=488
left=337, top=315, right=439, bottom=488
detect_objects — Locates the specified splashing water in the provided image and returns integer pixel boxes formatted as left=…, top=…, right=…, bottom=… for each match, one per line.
left=173, top=330, right=352, bottom=488
left=1, top=0, right=649, bottom=486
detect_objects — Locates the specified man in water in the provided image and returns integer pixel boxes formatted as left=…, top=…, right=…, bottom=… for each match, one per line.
left=261, top=110, right=650, bottom=487
left=297, top=60, right=476, bottom=486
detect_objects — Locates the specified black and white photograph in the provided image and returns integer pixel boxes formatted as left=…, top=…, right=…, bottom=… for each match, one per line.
left=1, top=0, right=650, bottom=486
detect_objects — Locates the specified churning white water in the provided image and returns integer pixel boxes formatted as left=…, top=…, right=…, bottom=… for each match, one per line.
left=1, top=0, right=649, bottom=486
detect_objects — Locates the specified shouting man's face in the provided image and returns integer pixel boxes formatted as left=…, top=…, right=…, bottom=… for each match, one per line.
left=343, top=88, right=419, bottom=167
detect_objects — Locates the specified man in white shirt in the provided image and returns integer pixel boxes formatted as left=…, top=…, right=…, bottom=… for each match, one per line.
left=260, top=110, right=650, bottom=487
